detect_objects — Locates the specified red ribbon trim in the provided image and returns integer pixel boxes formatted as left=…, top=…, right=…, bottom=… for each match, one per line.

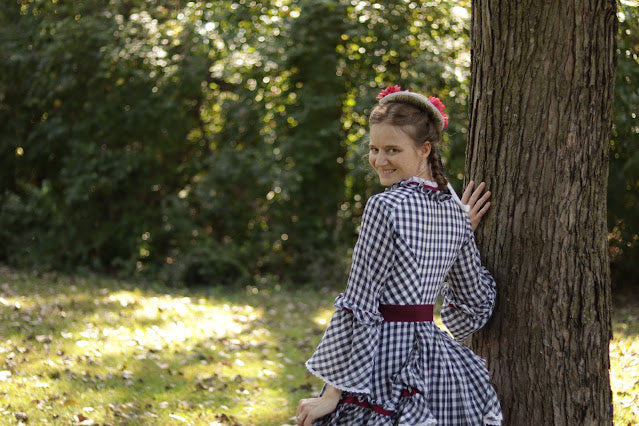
left=339, top=388, right=420, bottom=417
left=340, top=396, right=394, bottom=416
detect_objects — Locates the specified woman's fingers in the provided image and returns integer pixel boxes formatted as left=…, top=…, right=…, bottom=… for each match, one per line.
left=461, top=180, right=475, bottom=205
left=467, top=181, right=486, bottom=207
left=296, top=399, right=307, bottom=425
left=296, top=399, right=316, bottom=426
left=297, top=394, right=340, bottom=425
left=462, top=180, right=488, bottom=209
left=462, top=181, right=491, bottom=231
left=471, top=189, right=491, bottom=214
left=473, top=200, right=491, bottom=222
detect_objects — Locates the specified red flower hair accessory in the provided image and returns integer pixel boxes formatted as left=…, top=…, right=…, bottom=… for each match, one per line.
left=377, top=85, right=406, bottom=100
left=377, top=86, right=449, bottom=131
left=428, top=96, right=448, bottom=129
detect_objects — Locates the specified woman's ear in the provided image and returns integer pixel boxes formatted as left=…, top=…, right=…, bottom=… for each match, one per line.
left=420, top=141, right=432, bottom=160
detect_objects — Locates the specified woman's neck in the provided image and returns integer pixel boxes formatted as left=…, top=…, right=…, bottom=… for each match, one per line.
left=416, top=168, right=434, bottom=182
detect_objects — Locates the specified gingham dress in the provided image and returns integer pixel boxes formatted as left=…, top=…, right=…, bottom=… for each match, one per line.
left=305, top=177, right=502, bottom=425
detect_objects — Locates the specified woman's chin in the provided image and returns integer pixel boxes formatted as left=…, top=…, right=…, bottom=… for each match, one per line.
left=378, top=175, right=397, bottom=186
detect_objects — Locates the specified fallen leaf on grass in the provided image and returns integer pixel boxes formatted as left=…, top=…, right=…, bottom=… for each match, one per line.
left=195, top=374, right=228, bottom=392
left=73, top=413, right=97, bottom=425
left=14, top=412, right=28, bottom=423
left=169, top=413, right=187, bottom=422
left=63, top=398, right=80, bottom=406
left=0, top=370, right=11, bottom=381
left=213, top=412, right=243, bottom=425
left=35, top=335, right=52, bottom=343
left=260, top=368, right=276, bottom=377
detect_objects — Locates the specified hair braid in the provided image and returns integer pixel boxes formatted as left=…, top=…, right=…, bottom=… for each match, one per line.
left=427, top=147, right=448, bottom=191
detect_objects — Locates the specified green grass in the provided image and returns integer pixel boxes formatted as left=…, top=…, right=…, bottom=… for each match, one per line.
left=610, top=299, right=639, bottom=425
left=0, top=266, right=637, bottom=425
left=0, top=267, right=333, bottom=425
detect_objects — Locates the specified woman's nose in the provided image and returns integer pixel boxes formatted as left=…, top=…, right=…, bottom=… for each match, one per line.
left=374, top=153, right=388, bottom=166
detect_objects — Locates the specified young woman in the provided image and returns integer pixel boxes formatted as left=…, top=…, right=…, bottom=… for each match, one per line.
left=296, top=86, right=501, bottom=425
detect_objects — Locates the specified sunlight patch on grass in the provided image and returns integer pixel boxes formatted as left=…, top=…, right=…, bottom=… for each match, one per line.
left=610, top=305, right=639, bottom=424
left=1, top=267, right=637, bottom=425
left=313, top=307, right=333, bottom=327
left=0, top=268, right=332, bottom=425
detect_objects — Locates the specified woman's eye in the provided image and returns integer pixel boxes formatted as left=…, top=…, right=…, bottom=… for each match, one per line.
left=369, top=147, right=378, bottom=153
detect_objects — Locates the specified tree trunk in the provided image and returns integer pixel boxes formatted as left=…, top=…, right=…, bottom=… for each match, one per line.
left=466, top=1, right=617, bottom=424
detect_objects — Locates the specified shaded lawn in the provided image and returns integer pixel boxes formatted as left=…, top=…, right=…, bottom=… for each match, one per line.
left=0, top=267, right=637, bottom=425
left=0, top=267, right=334, bottom=425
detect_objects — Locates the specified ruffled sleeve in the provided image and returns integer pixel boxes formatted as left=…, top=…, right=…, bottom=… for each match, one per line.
left=305, top=195, right=395, bottom=394
left=441, top=231, right=496, bottom=342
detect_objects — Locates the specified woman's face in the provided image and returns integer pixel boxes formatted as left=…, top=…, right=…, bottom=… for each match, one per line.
left=369, top=123, right=432, bottom=186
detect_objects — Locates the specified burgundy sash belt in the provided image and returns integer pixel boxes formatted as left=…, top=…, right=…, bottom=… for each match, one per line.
left=340, top=389, right=420, bottom=417
left=378, top=304, right=434, bottom=322
left=340, top=396, right=393, bottom=416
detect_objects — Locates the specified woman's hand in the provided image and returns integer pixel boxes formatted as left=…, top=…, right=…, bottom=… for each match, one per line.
left=461, top=180, right=491, bottom=232
left=296, top=386, right=341, bottom=426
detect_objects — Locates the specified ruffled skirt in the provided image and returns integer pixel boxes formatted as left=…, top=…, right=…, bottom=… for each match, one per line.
left=307, top=307, right=502, bottom=425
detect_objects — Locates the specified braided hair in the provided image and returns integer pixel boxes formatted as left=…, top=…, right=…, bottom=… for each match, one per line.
left=369, top=101, right=449, bottom=191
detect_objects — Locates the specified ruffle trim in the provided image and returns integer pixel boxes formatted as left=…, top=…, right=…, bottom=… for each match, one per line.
left=441, top=293, right=477, bottom=318
left=485, top=412, right=504, bottom=426
left=304, top=305, right=382, bottom=395
left=334, top=294, right=383, bottom=326
left=440, top=280, right=495, bottom=342
left=305, top=363, right=374, bottom=396
left=387, top=177, right=452, bottom=203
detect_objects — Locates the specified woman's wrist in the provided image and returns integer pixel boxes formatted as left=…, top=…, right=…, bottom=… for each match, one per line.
left=323, top=385, right=342, bottom=400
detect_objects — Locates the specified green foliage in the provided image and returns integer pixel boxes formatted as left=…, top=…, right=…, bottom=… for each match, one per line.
left=0, top=0, right=637, bottom=289
left=0, top=0, right=206, bottom=274
left=609, top=1, right=639, bottom=288
left=0, top=0, right=472, bottom=285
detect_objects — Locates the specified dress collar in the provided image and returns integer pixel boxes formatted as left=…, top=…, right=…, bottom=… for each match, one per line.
left=389, top=176, right=440, bottom=191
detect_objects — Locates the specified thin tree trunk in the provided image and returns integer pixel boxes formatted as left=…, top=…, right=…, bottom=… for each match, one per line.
left=466, top=1, right=617, bottom=424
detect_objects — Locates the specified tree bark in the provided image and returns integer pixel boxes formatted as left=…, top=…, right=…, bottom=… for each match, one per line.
left=466, top=1, right=617, bottom=424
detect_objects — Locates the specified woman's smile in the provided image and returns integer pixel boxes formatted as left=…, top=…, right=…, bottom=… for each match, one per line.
left=369, top=123, right=432, bottom=186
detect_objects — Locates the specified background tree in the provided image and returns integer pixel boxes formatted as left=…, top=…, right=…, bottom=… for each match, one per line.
left=0, top=0, right=472, bottom=285
left=0, top=0, right=205, bottom=272
left=609, top=1, right=639, bottom=290
left=466, top=0, right=617, bottom=423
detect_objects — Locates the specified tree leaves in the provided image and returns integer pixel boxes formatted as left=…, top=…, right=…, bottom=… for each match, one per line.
left=0, top=0, right=635, bottom=292
left=0, top=0, right=475, bottom=286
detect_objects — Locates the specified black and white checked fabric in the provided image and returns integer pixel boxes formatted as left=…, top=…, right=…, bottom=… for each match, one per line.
left=305, top=177, right=502, bottom=425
